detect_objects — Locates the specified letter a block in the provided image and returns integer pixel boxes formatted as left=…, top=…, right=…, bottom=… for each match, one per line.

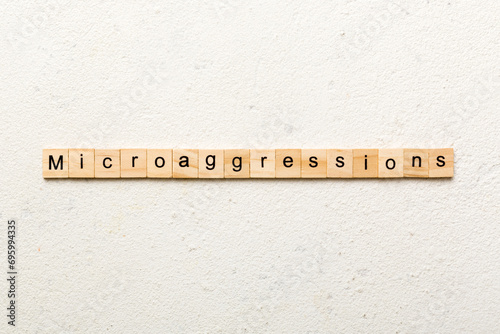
left=43, top=149, right=68, bottom=178
left=173, top=149, right=199, bottom=178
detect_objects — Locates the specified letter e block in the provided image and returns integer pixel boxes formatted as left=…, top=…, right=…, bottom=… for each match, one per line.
left=275, top=149, right=301, bottom=178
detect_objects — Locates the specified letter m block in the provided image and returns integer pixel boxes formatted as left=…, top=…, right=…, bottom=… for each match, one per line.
left=43, top=149, right=69, bottom=178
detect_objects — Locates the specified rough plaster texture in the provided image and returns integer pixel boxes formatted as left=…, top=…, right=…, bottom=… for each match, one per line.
left=1, top=1, right=499, bottom=333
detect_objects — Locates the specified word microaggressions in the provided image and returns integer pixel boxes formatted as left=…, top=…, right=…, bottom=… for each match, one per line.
left=42, top=148, right=453, bottom=179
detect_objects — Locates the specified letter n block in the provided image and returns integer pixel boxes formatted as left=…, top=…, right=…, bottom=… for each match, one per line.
left=43, top=149, right=68, bottom=178
left=404, top=149, right=429, bottom=178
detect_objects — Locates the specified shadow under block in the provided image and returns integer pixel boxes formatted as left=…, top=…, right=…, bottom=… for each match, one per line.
left=327, top=149, right=353, bottom=178
left=173, top=149, right=199, bottom=178
left=275, top=149, right=301, bottom=178
left=95, top=149, right=121, bottom=178
left=250, top=149, right=275, bottom=178
left=353, top=149, right=378, bottom=178
left=301, top=149, right=327, bottom=178
left=147, top=149, right=172, bottom=178
left=429, top=148, right=454, bottom=178
left=378, top=149, right=404, bottom=178
left=69, top=149, right=95, bottom=178
left=199, top=150, right=224, bottom=178
left=43, top=149, right=69, bottom=178
left=404, top=149, right=429, bottom=178
left=224, top=149, right=250, bottom=178
left=121, top=149, right=147, bottom=178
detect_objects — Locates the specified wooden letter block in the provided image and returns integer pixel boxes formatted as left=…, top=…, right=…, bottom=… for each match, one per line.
left=173, top=149, right=199, bottom=178
left=199, top=150, right=224, bottom=178
left=69, top=149, right=95, bottom=178
left=147, top=149, right=172, bottom=178
left=250, top=149, right=275, bottom=178
left=224, top=149, right=250, bottom=178
left=275, top=149, right=301, bottom=178
left=95, top=149, right=120, bottom=178
left=378, top=149, right=404, bottom=178
left=43, top=149, right=68, bottom=178
left=327, top=149, right=352, bottom=178
left=353, top=149, right=378, bottom=178
left=404, top=149, right=429, bottom=178
left=428, top=148, right=454, bottom=178
left=301, top=149, right=327, bottom=178
left=121, top=149, right=147, bottom=178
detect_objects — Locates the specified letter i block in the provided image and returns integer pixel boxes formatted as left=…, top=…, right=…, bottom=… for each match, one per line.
left=327, top=149, right=353, bottom=178
left=353, top=149, right=378, bottom=178
left=428, top=148, right=454, bottom=178
left=121, top=149, right=147, bottom=178
left=69, top=149, right=95, bottom=178
left=224, top=149, right=250, bottom=178
left=43, top=149, right=68, bottom=178
left=301, top=149, right=327, bottom=178
left=378, top=149, right=404, bottom=178
left=173, top=149, right=199, bottom=178
left=147, top=149, right=172, bottom=178
left=404, top=149, right=429, bottom=178
left=250, top=149, right=275, bottom=178
left=275, top=149, right=301, bottom=178
left=199, top=150, right=224, bottom=178
left=95, top=149, right=121, bottom=178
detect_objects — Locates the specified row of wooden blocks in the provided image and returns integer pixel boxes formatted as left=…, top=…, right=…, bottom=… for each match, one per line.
left=43, top=148, right=453, bottom=178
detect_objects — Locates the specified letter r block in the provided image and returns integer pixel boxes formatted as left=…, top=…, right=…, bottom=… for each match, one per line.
left=121, top=149, right=147, bottom=178
left=250, top=149, right=275, bottom=178
left=43, top=149, right=68, bottom=178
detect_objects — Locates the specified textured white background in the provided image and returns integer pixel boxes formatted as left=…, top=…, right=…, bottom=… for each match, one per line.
left=1, top=1, right=499, bottom=333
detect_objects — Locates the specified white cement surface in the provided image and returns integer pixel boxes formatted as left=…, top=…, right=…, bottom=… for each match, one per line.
left=1, top=1, right=499, bottom=333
